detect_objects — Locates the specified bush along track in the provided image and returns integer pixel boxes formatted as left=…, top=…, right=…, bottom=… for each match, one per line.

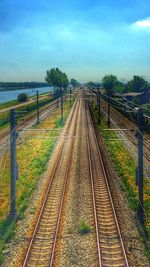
left=0, top=99, right=75, bottom=264
left=89, top=101, right=150, bottom=254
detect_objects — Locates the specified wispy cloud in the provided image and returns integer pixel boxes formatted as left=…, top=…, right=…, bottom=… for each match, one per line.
left=133, top=17, right=150, bottom=28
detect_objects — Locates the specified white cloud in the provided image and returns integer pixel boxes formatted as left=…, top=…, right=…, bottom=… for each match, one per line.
left=133, top=18, right=150, bottom=28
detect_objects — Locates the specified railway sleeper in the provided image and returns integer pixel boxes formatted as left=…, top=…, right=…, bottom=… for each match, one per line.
left=36, top=229, right=56, bottom=237
left=102, top=257, right=125, bottom=265
left=27, top=258, right=50, bottom=266
left=98, top=228, right=117, bottom=234
left=30, top=249, right=52, bottom=256
left=34, top=233, right=56, bottom=240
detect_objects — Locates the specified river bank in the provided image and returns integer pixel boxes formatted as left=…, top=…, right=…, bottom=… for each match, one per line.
left=0, top=86, right=53, bottom=104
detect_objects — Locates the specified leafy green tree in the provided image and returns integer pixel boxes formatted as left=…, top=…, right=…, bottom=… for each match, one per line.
left=87, top=81, right=95, bottom=87
left=17, top=93, right=28, bottom=102
left=45, top=68, right=69, bottom=91
left=70, top=79, right=80, bottom=88
left=61, top=73, right=69, bottom=89
left=45, top=68, right=60, bottom=91
left=115, top=81, right=126, bottom=93
left=127, top=75, right=148, bottom=92
left=102, top=74, right=118, bottom=94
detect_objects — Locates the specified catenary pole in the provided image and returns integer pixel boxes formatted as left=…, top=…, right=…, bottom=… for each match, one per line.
left=9, top=109, right=17, bottom=219
left=108, top=94, right=111, bottom=127
left=98, top=92, right=101, bottom=124
left=61, top=88, right=63, bottom=122
left=36, top=91, right=40, bottom=124
left=137, top=108, right=144, bottom=225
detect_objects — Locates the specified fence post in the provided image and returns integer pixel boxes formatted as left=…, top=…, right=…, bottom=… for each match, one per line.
left=9, top=109, right=17, bottom=219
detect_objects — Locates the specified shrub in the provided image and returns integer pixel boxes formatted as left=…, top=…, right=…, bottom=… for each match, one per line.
left=79, top=220, right=91, bottom=234
left=17, top=93, right=28, bottom=102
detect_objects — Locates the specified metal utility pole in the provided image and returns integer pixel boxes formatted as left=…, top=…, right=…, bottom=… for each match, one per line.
left=61, top=88, right=64, bottom=122
left=97, top=89, right=99, bottom=108
left=36, top=91, right=40, bottom=124
left=70, top=87, right=72, bottom=107
left=56, top=88, right=59, bottom=108
left=137, top=108, right=144, bottom=225
left=92, top=91, right=94, bottom=107
left=98, top=93, right=101, bottom=124
left=108, top=94, right=111, bottom=127
left=9, top=109, right=17, bottom=219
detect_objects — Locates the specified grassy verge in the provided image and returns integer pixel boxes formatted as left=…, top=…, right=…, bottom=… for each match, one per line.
left=89, top=102, right=150, bottom=239
left=0, top=100, right=19, bottom=110
left=0, top=92, right=51, bottom=111
left=0, top=98, right=75, bottom=263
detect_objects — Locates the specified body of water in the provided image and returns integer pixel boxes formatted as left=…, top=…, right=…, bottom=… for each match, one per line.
left=0, top=87, right=53, bottom=104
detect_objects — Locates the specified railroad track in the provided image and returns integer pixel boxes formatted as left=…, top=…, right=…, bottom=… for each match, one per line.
left=89, top=93, right=150, bottom=162
left=85, top=99, right=129, bottom=266
left=101, top=102, right=150, bottom=163
left=23, top=96, right=80, bottom=266
left=0, top=99, right=58, bottom=147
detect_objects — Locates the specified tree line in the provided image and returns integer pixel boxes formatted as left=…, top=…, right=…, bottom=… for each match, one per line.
left=87, top=74, right=150, bottom=94
left=0, top=82, right=48, bottom=91
left=45, top=68, right=80, bottom=92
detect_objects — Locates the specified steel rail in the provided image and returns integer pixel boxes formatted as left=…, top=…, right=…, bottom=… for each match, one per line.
left=85, top=99, right=102, bottom=266
left=0, top=94, right=69, bottom=146
left=85, top=98, right=129, bottom=267
left=102, top=104, right=150, bottom=162
left=49, top=97, right=81, bottom=266
left=23, top=96, right=79, bottom=266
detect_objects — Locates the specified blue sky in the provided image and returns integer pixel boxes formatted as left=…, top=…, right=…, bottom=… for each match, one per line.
left=0, top=0, right=150, bottom=82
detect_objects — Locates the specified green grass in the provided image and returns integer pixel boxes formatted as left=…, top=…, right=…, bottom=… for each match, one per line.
left=0, top=100, right=19, bottom=110
left=79, top=220, right=91, bottom=235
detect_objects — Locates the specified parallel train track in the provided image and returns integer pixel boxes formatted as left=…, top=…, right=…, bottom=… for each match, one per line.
left=90, top=93, right=150, bottom=164
left=0, top=98, right=59, bottom=149
left=23, top=92, right=129, bottom=266
left=102, top=101, right=150, bottom=163
left=85, top=97, right=129, bottom=266
left=23, top=97, right=80, bottom=266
